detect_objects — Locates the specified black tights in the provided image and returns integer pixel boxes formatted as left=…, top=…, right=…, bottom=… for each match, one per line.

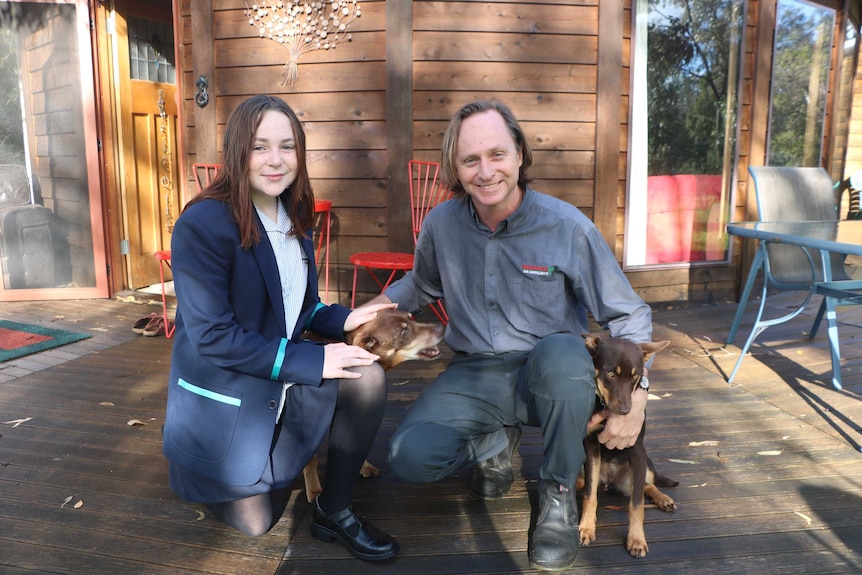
left=206, top=364, right=387, bottom=536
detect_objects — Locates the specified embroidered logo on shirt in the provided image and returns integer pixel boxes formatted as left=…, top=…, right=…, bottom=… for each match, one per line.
left=522, top=264, right=556, bottom=276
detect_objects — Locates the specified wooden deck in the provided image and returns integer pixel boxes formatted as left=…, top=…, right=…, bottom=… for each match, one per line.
left=3, top=293, right=862, bottom=574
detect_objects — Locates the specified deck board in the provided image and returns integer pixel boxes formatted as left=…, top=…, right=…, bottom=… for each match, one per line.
left=2, top=294, right=862, bottom=573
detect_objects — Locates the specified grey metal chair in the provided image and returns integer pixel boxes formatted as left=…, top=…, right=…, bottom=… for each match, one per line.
left=726, top=166, right=860, bottom=385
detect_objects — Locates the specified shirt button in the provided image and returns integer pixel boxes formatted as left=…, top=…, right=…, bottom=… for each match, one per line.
left=488, top=301, right=495, bottom=307
left=268, top=400, right=277, bottom=409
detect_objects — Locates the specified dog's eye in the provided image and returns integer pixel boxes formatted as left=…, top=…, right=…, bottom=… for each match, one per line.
left=606, top=371, right=616, bottom=379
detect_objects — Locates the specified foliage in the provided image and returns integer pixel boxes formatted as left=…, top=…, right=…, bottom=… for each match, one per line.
left=768, top=4, right=833, bottom=167
left=646, top=0, right=743, bottom=176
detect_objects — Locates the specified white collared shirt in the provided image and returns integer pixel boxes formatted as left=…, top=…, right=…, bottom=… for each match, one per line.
left=256, top=200, right=308, bottom=421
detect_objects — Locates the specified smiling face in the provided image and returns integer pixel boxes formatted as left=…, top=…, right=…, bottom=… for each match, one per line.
left=248, top=109, right=299, bottom=209
left=454, top=110, right=524, bottom=228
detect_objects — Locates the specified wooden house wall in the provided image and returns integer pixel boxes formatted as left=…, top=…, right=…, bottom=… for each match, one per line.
left=177, top=0, right=853, bottom=307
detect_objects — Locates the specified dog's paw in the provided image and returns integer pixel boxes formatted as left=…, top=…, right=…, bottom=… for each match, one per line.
left=626, top=535, right=649, bottom=558
left=359, top=459, right=380, bottom=478
left=578, top=521, right=596, bottom=546
left=653, top=494, right=677, bottom=512
left=305, top=484, right=323, bottom=503
left=645, top=485, right=677, bottom=512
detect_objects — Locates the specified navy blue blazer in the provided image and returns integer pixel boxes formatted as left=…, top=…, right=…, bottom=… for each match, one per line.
left=162, top=197, right=351, bottom=487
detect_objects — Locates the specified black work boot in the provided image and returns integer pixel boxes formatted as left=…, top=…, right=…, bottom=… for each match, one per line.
left=470, top=426, right=522, bottom=499
left=528, top=479, right=580, bottom=571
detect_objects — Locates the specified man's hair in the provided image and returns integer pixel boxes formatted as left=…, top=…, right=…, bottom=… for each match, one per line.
left=440, top=99, right=534, bottom=195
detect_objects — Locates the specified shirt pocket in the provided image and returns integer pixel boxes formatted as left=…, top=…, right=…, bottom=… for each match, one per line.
left=171, top=377, right=242, bottom=465
left=507, top=275, right=567, bottom=337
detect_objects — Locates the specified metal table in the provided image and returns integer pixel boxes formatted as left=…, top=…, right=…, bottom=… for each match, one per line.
left=726, top=220, right=862, bottom=389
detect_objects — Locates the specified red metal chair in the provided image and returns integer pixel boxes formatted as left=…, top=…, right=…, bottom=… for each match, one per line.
left=192, top=162, right=221, bottom=193
left=350, top=160, right=452, bottom=324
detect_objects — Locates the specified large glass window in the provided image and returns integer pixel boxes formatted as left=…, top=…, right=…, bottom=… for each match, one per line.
left=768, top=0, right=835, bottom=167
left=0, top=1, right=107, bottom=299
left=625, top=0, right=744, bottom=268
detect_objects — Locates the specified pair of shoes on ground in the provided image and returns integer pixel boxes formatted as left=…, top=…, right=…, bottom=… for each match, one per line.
left=132, top=313, right=170, bottom=337
left=471, top=426, right=579, bottom=571
left=310, top=495, right=398, bottom=561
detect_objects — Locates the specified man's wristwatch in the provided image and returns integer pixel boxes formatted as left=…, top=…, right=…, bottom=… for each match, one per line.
left=638, top=376, right=650, bottom=390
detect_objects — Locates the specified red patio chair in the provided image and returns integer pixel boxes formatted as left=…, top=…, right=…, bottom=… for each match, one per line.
left=350, top=160, right=452, bottom=324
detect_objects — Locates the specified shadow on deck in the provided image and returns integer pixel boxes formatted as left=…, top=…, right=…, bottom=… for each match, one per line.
left=2, top=293, right=862, bottom=574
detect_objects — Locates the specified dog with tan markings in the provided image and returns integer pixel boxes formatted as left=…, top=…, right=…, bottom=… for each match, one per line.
left=302, top=309, right=445, bottom=502
left=578, top=334, right=676, bottom=558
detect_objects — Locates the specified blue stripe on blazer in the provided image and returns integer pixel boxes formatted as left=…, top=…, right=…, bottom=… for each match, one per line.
left=162, top=197, right=351, bottom=487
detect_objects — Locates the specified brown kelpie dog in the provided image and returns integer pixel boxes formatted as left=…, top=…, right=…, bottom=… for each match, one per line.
left=578, top=334, right=676, bottom=558
left=301, top=308, right=445, bottom=502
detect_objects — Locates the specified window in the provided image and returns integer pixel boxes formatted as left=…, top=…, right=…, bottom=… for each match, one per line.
left=0, top=1, right=107, bottom=298
left=767, top=0, right=835, bottom=167
left=625, top=0, right=744, bottom=268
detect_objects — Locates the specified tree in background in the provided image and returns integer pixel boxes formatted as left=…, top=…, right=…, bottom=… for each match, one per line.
left=646, top=0, right=743, bottom=176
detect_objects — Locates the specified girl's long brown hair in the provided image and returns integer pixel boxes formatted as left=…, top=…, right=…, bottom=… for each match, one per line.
left=185, top=95, right=314, bottom=249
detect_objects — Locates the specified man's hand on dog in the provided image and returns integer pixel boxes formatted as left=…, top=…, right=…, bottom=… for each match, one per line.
left=343, top=302, right=398, bottom=332
left=588, top=376, right=648, bottom=450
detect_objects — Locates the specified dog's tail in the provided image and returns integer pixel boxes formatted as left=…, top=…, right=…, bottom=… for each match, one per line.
left=654, top=473, right=679, bottom=488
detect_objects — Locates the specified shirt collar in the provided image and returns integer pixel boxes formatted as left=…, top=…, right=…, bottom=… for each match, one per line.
left=467, top=186, right=533, bottom=233
left=256, top=199, right=292, bottom=235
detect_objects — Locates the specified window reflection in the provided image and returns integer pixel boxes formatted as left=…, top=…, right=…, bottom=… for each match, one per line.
left=626, top=0, right=743, bottom=267
left=0, top=2, right=95, bottom=290
left=768, top=0, right=835, bottom=167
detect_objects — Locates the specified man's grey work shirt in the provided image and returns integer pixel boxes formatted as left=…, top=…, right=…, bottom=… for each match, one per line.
left=384, top=187, right=653, bottom=355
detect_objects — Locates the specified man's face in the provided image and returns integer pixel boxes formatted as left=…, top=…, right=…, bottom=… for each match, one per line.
left=455, top=110, right=523, bottom=216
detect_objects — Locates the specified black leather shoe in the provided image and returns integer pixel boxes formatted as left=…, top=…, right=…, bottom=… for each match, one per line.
left=470, top=426, right=522, bottom=499
left=310, top=497, right=398, bottom=561
left=528, top=480, right=580, bottom=571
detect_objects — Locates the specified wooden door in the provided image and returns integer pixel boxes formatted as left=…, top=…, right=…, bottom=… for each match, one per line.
left=114, top=1, right=178, bottom=289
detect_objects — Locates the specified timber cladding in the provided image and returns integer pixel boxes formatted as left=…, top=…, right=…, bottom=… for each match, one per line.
left=179, top=0, right=711, bottom=306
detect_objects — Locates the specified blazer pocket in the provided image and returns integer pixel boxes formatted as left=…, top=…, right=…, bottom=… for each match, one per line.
left=171, top=377, right=242, bottom=465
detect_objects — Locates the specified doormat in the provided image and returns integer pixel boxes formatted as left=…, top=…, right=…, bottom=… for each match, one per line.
left=0, top=320, right=91, bottom=362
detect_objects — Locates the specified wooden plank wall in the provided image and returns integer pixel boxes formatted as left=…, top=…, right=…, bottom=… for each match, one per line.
left=176, top=0, right=755, bottom=307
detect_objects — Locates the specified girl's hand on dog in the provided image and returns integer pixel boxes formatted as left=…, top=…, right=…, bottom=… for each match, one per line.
left=343, top=302, right=399, bottom=332
left=591, top=386, right=648, bottom=450
left=322, top=342, right=380, bottom=380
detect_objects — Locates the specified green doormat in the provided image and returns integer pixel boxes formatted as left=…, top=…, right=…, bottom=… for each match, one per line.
left=0, top=320, right=92, bottom=362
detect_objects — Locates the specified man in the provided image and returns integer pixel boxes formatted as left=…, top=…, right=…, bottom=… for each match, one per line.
left=371, top=99, right=653, bottom=570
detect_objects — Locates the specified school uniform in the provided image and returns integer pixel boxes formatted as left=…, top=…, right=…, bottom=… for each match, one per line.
left=162, top=197, right=350, bottom=502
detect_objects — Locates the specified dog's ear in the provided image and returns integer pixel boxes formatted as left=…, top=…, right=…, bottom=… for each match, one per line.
left=357, top=335, right=380, bottom=352
left=582, top=333, right=600, bottom=356
left=639, top=340, right=670, bottom=361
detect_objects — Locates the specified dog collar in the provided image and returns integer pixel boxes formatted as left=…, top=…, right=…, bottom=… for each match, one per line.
left=638, top=376, right=650, bottom=390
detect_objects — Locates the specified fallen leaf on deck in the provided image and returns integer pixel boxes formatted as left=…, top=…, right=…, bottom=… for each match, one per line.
left=90, top=327, right=109, bottom=332
left=73, top=500, right=83, bottom=509
left=647, top=393, right=662, bottom=400
left=3, top=417, right=33, bottom=427
left=688, top=440, right=719, bottom=447
left=794, top=511, right=812, bottom=525
left=757, top=450, right=783, bottom=456
left=668, top=458, right=698, bottom=464
left=391, top=379, right=409, bottom=386
left=127, top=419, right=148, bottom=426
left=196, top=510, right=206, bottom=521
left=100, top=402, right=115, bottom=407
left=61, top=496, right=74, bottom=507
